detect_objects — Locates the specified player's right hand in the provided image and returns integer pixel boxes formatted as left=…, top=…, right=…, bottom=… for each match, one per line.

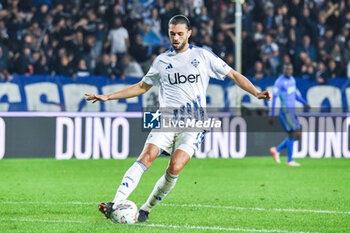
left=85, top=94, right=109, bottom=103
left=257, top=90, right=272, bottom=101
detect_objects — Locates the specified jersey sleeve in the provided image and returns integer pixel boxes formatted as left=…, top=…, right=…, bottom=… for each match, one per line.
left=296, top=93, right=307, bottom=105
left=142, top=57, right=160, bottom=86
left=269, top=79, right=281, bottom=117
left=204, top=49, right=231, bottom=80
left=123, top=28, right=129, bottom=39
left=107, top=30, right=112, bottom=40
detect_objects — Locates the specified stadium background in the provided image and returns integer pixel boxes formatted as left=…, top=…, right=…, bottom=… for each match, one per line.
left=0, top=0, right=349, bottom=160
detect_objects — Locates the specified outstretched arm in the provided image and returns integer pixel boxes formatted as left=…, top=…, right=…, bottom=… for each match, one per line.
left=269, top=86, right=279, bottom=124
left=296, top=93, right=311, bottom=111
left=226, top=69, right=272, bottom=101
left=85, top=81, right=152, bottom=103
left=296, top=93, right=307, bottom=105
left=270, top=91, right=278, bottom=117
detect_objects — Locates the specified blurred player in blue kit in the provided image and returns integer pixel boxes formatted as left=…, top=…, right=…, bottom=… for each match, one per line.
left=269, top=63, right=310, bottom=166
left=86, top=15, right=271, bottom=222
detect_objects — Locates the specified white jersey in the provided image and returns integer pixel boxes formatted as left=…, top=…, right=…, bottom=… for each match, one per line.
left=142, top=45, right=231, bottom=108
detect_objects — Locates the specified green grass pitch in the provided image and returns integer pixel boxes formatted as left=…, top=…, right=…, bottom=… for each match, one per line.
left=0, top=157, right=349, bottom=233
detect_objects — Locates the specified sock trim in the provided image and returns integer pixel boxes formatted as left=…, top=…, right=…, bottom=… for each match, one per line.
left=166, top=171, right=178, bottom=179
left=136, top=160, right=147, bottom=173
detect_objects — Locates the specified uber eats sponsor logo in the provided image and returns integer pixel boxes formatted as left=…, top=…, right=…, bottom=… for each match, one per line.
left=168, top=73, right=200, bottom=85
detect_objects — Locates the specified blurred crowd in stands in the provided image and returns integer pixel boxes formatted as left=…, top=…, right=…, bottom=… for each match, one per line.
left=0, top=0, right=349, bottom=83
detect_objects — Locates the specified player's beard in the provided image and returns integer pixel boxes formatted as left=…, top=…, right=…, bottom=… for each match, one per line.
left=173, top=40, right=187, bottom=52
left=284, top=72, right=292, bottom=77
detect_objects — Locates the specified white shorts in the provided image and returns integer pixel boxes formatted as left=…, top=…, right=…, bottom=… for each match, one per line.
left=145, top=130, right=206, bottom=158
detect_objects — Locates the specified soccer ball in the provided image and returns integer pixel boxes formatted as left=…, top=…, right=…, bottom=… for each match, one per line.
left=110, top=200, right=138, bottom=224
left=206, top=150, right=216, bottom=158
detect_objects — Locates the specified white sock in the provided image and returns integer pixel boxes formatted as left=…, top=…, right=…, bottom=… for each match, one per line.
left=113, top=160, right=147, bottom=205
left=141, top=171, right=178, bottom=212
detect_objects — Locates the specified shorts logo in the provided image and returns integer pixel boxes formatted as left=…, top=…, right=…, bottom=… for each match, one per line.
left=143, top=110, right=161, bottom=129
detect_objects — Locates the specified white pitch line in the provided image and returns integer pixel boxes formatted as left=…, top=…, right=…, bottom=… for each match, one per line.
left=0, top=201, right=98, bottom=205
left=159, top=203, right=350, bottom=215
left=0, top=218, right=86, bottom=224
left=0, top=218, right=313, bottom=233
left=136, top=223, right=311, bottom=233
left=1, top=201, right=349, bottom=215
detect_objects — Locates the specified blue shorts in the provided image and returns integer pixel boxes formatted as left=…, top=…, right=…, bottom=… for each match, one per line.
left=279, top=110, right=301, bottom=132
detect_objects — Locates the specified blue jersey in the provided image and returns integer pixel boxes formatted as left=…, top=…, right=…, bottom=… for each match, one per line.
left=270, top=75, right=307, bottom=117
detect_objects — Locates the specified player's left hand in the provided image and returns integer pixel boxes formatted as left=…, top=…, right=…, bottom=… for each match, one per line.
left=85, top=94, right=109, bottom=103
left=306, top=104, right=311, bottom=111
left=268, top=117, right=276, bottom=125
left=257, top=90, right=272, bottom=101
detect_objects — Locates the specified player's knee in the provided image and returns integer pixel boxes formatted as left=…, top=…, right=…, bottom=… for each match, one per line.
left=167, top=162, right=183, bottom=175
left=139, top=151, right=157, bottom=168
left=288, top=131, right=301, bottom=140
left=138, top=144, right=159, bottom=168
left=288, top=132, right=294, bottom=139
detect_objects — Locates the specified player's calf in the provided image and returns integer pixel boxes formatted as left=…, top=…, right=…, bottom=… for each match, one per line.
left=288, top=130, right=301, bottom=140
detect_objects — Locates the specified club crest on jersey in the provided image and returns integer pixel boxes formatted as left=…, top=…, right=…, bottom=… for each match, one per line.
left=191, top=58, right=200, bottom=68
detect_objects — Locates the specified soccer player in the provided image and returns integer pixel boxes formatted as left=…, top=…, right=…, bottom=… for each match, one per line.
left=269, top=63, right=310, bottom=167
left=85, top=15, right=271, bottom=222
